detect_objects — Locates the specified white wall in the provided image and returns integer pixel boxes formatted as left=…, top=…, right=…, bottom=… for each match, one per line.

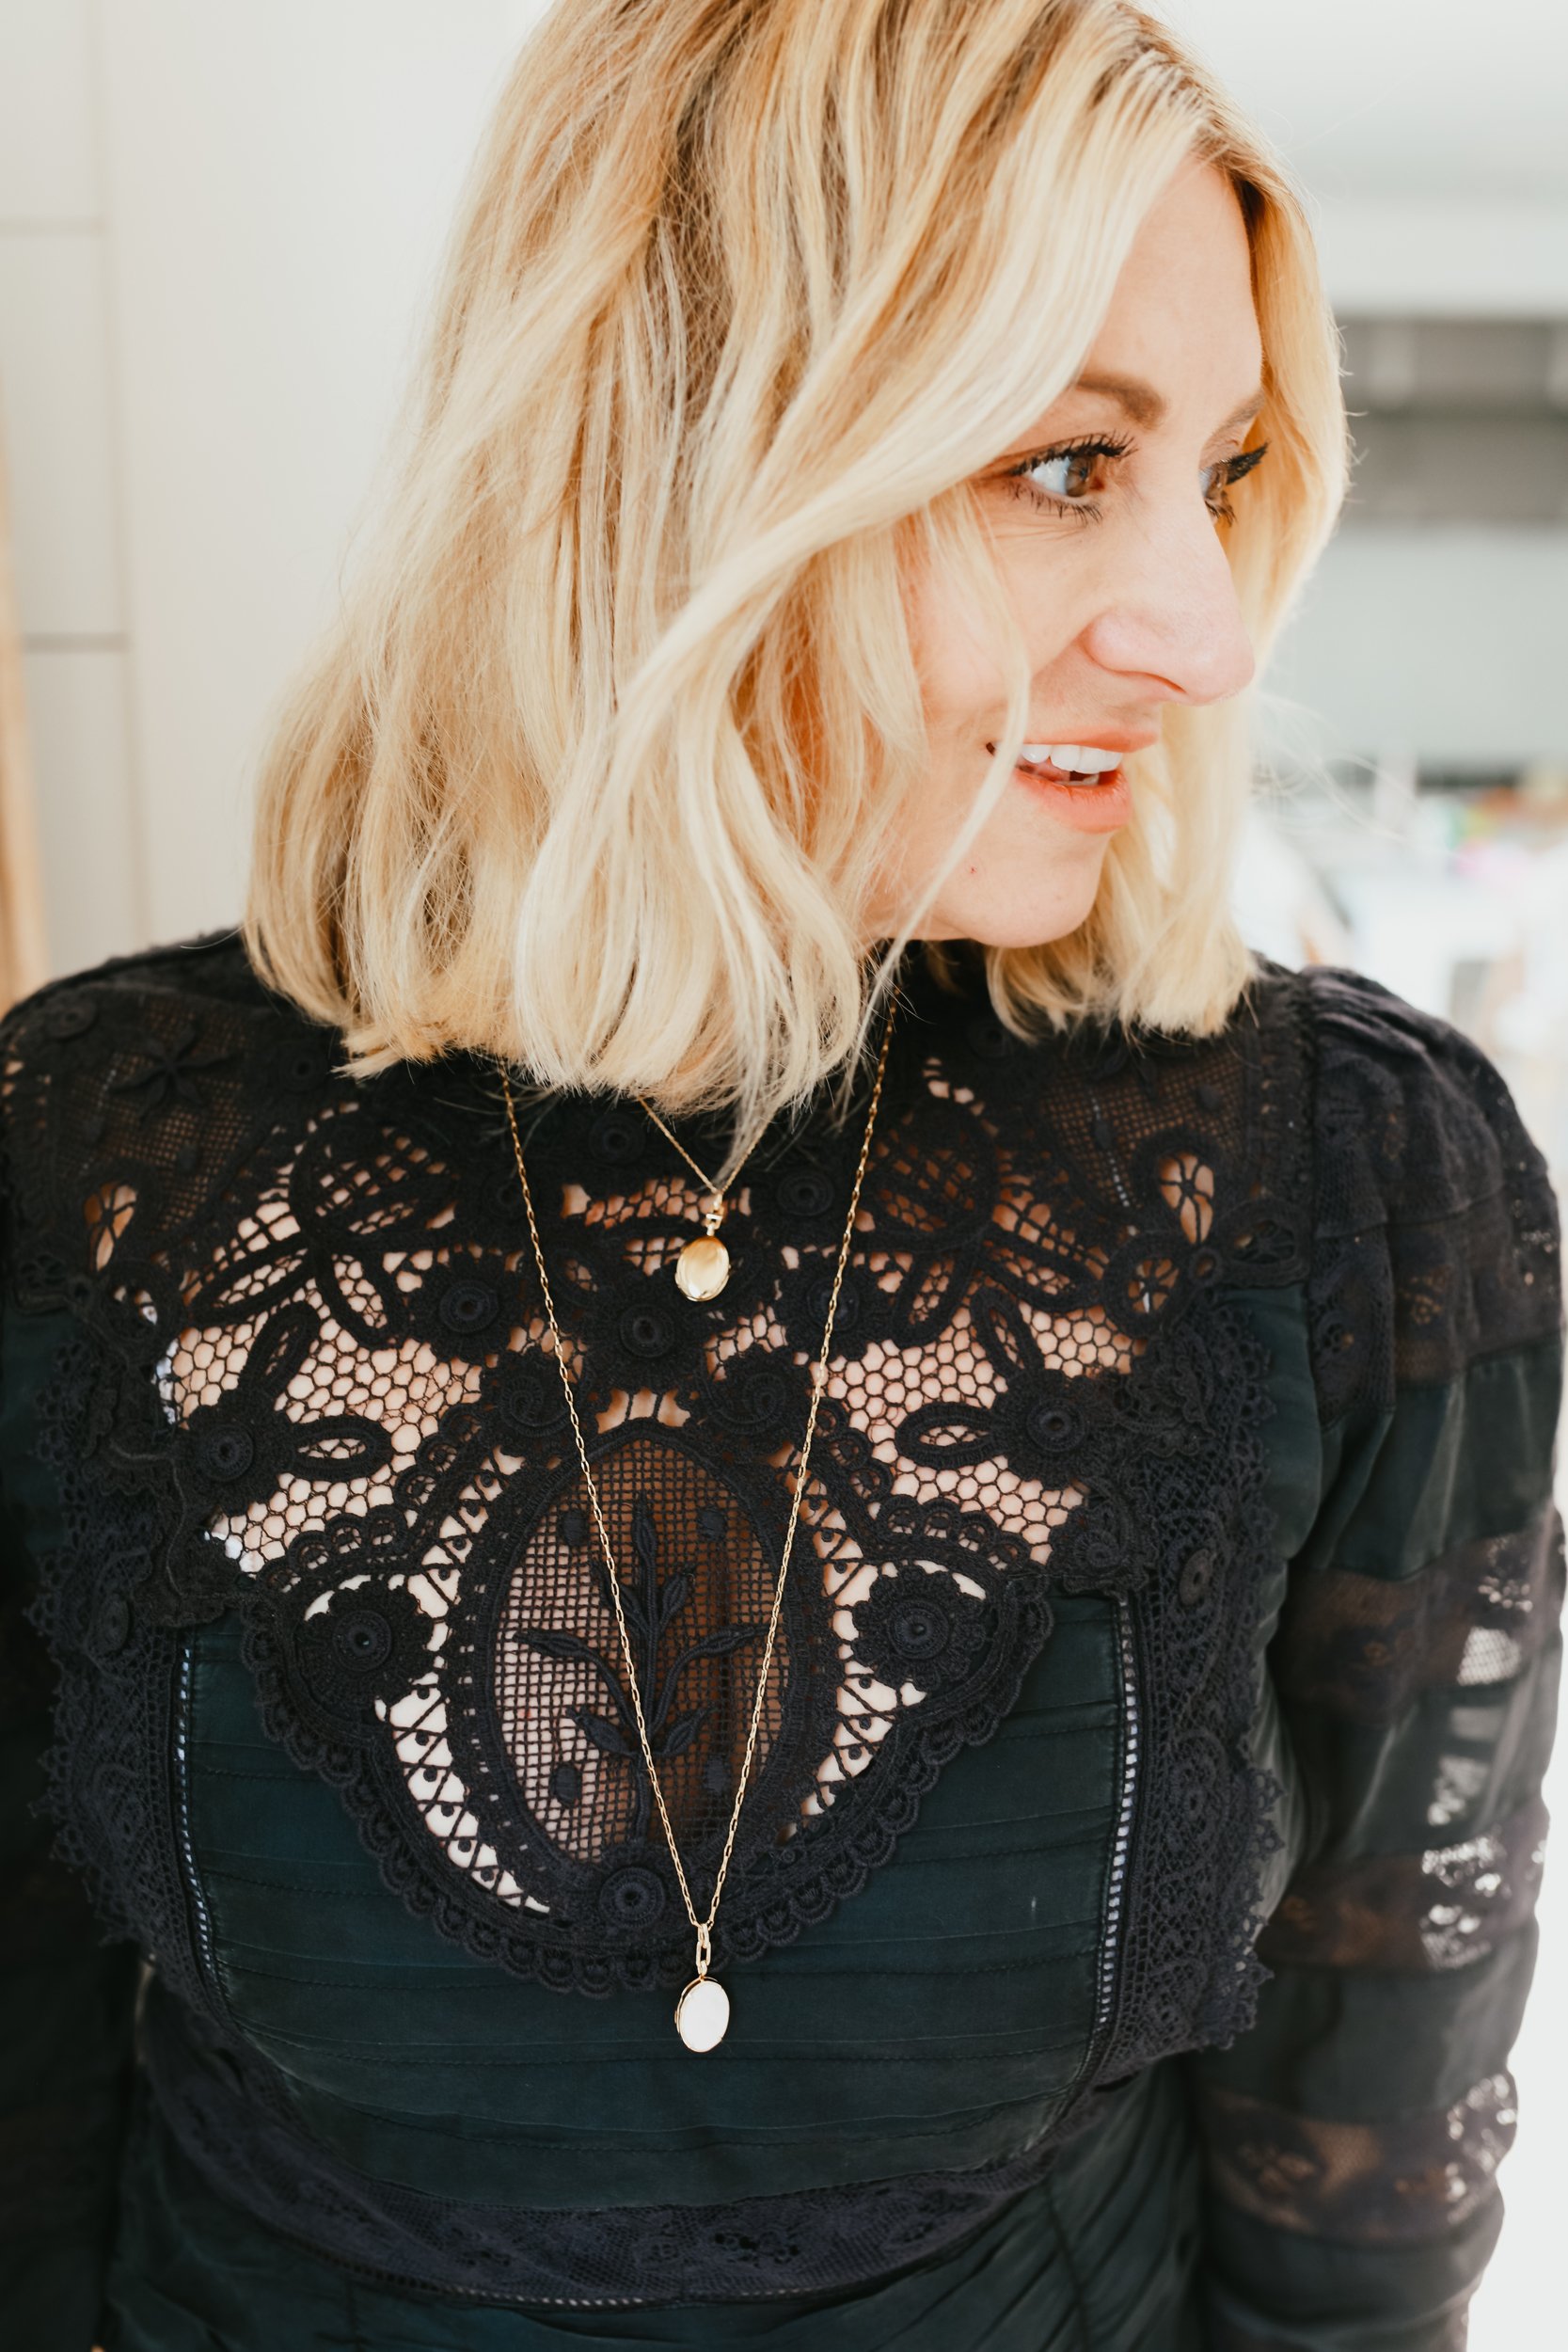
left=0, top=0, right=141, bottom=975
left=93, top=0, right=547, bottom=949
left=1262, top=529, right=1568, bottom=770
left=0, top=0, right=547, bottom=973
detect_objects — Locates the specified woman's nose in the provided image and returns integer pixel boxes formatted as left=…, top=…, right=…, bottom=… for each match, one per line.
left=1078, top=497, right=1257, bottom=707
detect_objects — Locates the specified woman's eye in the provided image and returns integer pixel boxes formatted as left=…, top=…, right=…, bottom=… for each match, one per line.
left=1201, top=442, right=1270, bottom=527
left=1024, top=449, right=1102, bottom=501
left=1004, top=436, right=1130, bottom=523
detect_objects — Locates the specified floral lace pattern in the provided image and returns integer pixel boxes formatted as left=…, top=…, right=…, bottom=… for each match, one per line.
left=1304, top=965, right=1560, bottom=1422
left=1, top=933, right=1306, bottom=2034
left=1197, top=2073, right=1518, bottom=2244
left=1259, top=1789, right=1549, bottom=1973
left=1273, top=1506, right=1562, bottom=1724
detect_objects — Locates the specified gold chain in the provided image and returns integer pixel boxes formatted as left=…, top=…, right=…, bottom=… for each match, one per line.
left=631, top=1093, right=772, bottom=1235
left=497, top=995, right=897, bottom=2042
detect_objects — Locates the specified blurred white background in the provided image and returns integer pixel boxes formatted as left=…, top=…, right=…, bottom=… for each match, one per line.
left=0, top=3, right=1563, bottom=2343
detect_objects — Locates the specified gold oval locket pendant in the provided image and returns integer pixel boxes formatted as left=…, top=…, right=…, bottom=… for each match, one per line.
left=674, top=1973, right=730, bottom=2052
left=674, top=1234, right=730, bottom=1301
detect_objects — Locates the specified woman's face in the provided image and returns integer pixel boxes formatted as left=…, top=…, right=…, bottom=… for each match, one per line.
left=881, top=160, right=1265, bottom=946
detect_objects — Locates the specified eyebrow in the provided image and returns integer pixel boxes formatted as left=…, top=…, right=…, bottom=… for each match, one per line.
left=1069, top=371, right=1265, bottom=436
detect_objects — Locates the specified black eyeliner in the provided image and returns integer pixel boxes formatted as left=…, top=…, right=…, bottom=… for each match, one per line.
left=1005, top=431, right=1135, bottom=476
left=1224, top=442, right=1269, bottom=482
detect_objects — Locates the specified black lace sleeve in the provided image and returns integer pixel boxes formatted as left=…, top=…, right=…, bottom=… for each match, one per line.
left=1183, top=965, right=1565, bottom=2351
left=0, top=999, right=140, bottom=2352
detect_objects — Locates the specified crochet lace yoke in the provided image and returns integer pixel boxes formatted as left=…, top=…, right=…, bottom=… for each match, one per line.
left=1, top=933, right=1312, bottom=2040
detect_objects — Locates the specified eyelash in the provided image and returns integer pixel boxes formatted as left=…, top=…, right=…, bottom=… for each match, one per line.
left=1001, top=432, right=1270, bottom=528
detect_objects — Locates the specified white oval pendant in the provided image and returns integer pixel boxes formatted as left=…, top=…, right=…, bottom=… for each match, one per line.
left=674, top=1975, right=730, bottom=2052
left=674, top=1234, right=730, bottom=1301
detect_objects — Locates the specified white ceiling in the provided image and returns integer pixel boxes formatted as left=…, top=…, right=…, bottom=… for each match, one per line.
left=1155, top=0, right=1568, bottom=203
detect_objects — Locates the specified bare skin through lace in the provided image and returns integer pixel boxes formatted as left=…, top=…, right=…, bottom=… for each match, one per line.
left=135, top=1081, right=1161, bottom=1901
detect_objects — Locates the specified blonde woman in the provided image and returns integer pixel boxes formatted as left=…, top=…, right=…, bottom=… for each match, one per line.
left=2, top=5, right=1560, bottom=2348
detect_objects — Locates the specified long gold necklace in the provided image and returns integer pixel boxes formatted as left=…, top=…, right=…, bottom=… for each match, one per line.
left=498, top=995, right=897, bottom=2050
left=631, top=1096, right=771, bottom=1301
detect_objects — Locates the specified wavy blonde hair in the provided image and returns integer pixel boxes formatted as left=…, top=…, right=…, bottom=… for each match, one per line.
left=245, top=0, right=1347, bottom=1144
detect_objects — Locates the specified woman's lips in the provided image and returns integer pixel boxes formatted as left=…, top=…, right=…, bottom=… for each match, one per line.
left=986, top=744, right=1133, bottom=834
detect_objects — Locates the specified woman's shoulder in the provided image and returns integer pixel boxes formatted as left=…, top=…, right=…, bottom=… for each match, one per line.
left=1272, top=957, right=1558, bottom=1283
left=1254, top=958, right=1562, bottom=1420
left=0, top=929, right=334, bottom=1263
left=1289, top=960, right=1552, bottom=1225
left=0, top=927, right=286, bottom=1057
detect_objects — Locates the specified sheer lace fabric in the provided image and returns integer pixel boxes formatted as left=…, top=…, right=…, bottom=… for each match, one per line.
left=1273, top=1512, right=1560, bottom=1724
left=0, top=936, right=1301, bottom=2016
left=1197, top=2073, right=1517, bottom=2245
left=1180, top=961, right=1563, bottom=2352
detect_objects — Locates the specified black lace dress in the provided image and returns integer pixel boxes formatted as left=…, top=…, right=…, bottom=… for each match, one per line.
left=0, top=932, right=1560, bottom=2352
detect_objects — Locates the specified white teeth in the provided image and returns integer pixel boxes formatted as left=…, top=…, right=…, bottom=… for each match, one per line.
left=1019, top=743, right=1123, bottom=773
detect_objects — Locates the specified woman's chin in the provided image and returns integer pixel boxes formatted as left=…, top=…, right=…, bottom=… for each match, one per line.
left=933, top=860, right=1106, bottom=949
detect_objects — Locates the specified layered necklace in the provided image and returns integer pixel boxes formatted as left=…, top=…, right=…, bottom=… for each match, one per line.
left=499, top=993, right=898, bottom=2049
